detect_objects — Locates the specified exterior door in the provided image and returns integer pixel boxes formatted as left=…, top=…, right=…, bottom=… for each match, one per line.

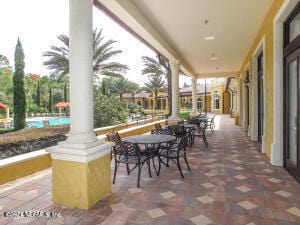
left=258, top=53, right=264, bottom=148
left=284, top=3, right=300, bottom=180
left=284, top=49, right=300, bottom=180
left=245, top=70, right=250, bottom=132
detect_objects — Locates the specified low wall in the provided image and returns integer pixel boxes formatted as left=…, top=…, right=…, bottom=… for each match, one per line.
left=0, top=150, right=51, bottom=185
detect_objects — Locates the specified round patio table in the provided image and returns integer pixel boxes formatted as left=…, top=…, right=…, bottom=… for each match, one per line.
left=183, top=124, right=197, bottom=129
left=123, top=134, right=175, bottom=145
left=123, top=134, right=176, bottom=176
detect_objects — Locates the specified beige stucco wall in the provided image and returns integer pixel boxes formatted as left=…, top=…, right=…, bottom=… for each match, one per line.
left=239, top=0, right=284, bottom=157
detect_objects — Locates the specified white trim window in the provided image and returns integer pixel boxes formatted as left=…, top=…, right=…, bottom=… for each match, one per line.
left=197, top=97, right=203, bottom=109
left=213, top=91, right=220, bottom=109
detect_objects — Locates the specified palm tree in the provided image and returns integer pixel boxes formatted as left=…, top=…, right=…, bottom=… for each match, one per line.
left=110, top=76, right=137, bottom=100
left=43, top=28, right=129, bottom=81
left=141, top=56, right=171, bottom=113
left=144, top=74, right=166, bottom=110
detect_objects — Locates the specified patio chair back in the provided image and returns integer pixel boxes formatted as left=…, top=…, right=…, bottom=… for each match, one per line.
left=168, top=125, right=186, bottom=143
left=151, top=128, right=171, bottom=135
left=106, top=131, right=121, bottom=144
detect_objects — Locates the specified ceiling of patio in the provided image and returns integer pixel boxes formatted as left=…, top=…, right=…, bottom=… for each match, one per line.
left=97, top=0, right=273, bottom=78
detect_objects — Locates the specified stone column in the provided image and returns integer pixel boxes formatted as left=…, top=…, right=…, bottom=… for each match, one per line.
left=168, top=60, right=181, bottom=124
left=190, top=77, right=198, bottom=117
left=47, top=0, right=112, bottom=210
left=6, top=108, right=9, bottom=119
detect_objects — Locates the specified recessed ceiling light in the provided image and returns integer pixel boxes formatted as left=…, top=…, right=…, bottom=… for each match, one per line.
left=209, top=56, right=218, bottom=60
left=209, top=52, right=218, bottom=60
left=204, top=36, right=215, bottom=41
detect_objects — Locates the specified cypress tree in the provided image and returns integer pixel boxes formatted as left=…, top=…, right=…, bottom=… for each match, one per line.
left=48, top=87, right=53, bottom=114
left=64, top=83, right=68, bottom=102
left=36, top=81, right=41, bottom=107
left=13, top=38, right=26, bottom=130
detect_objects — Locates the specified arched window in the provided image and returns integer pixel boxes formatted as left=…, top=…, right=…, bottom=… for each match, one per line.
left=213, top=91, right=220, bottom=109
left=197, top=97, right=203, bottom=109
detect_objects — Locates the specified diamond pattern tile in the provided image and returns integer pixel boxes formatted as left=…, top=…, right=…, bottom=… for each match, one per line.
left=274, top=190, right=292, bottom=198
left=190, top=214, right=212, bottom=225
left=234, top=175, right=247, bottom=180
left=262, top=168, right=274, bottom=173
left=147, top=208, right=166, bottom=218
left=128, top=188, right=142, bottom=194
left=110, top=202, right=127, bottom=211
left=205, top=172, right=217, bottom=177
left=201, top=183, right=215, bottom=189
left=169, top=179, right=183, bottom=185
left=235, top=185, right=251, bottom=193
left=238, top=201, right=258, bottom=210
left=160, top=191, right=176, bottom=199
left=233, top=166, right=244, bottom=171
left=197, top=195, right=214, bottom=204
left=286, top=207, right=300, bottom=217
left=268, top=178, right=282, bottom=183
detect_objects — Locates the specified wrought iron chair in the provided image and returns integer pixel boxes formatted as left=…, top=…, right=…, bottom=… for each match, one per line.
left=112, top=142, right=152, bottom=188
left=159, top=135, right=191, bottom=178
left=168, top=125, right=187, bottom=144
left=206, top=115, right=215, bottom=133
left=106, top=131, right=122, bottom=160
left=191, top=119, right=208, bottom=147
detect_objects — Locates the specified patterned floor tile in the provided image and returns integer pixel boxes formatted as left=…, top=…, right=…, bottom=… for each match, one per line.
left=0, top=115, right=299, bottom=225
left=147, top=208, right=166, bottom=218
left=286, top=207, right=300, bottom=218
left=196, top=196, right=214, bottom=204
left=160, top=191, right=176, bottom=199
left=235, top=185, right=251, bottom=193
left=201, top=183, right=215, bottom=189
left=268, top=178, right=282, bottom=183
left=190, top=214, right=212, bottom=225
left=274, top=190, right=292, bottom=198
left=238, top=201, right=258, bottom=210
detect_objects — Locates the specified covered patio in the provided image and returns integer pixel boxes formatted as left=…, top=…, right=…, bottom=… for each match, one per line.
left=1, top=115, right=300, bottom=225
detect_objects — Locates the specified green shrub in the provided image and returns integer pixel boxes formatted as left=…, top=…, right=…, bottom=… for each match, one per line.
left=180, top=112, right=190, bottom=119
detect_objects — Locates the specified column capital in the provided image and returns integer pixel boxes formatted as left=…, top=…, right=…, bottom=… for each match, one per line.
left=169, top=59, right=180, bottom=68
left=191, top=77, right=197, bottom=84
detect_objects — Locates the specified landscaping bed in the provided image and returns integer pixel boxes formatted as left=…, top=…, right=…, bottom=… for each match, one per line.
left=0, top=126, right=69, bottom=160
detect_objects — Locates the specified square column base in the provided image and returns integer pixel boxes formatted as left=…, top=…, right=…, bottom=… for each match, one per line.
left=52, top=153, right=111, bottom=209
left=167, top=117, right=183, bottom=125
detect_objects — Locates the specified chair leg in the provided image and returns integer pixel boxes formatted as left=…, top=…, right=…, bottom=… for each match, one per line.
left=126, top=163, right=130, bottom=175
left=203, top=135, right=208, bottom=147
left=183, top=153, right=191, bottom=171
left=148, top=159, right=152, bottom=178
left=137, top=164, right=142, bottom=188
left=177, top=158, right=184, bottom=178
left=152, top=156, right=160, bottom=176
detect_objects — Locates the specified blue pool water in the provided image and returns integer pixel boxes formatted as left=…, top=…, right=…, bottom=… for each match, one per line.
left=27, top=118, right=70, bottom=128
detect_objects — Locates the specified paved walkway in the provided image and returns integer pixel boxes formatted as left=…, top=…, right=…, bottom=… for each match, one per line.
left=0, top=115, right=300, bottom=225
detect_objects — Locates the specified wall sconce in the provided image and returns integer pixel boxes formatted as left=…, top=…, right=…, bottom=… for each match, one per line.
left=244, top=76, right=250, bottom=87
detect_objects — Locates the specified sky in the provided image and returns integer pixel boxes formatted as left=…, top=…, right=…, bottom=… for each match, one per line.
left=0, top=0, right=192, bottom=87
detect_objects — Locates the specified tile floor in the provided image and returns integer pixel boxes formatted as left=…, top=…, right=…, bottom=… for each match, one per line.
left=1, top=115, right=300, bottom=225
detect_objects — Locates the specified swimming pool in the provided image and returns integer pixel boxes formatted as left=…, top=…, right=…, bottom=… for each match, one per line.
left=26, top=118, right=70, bottom=128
